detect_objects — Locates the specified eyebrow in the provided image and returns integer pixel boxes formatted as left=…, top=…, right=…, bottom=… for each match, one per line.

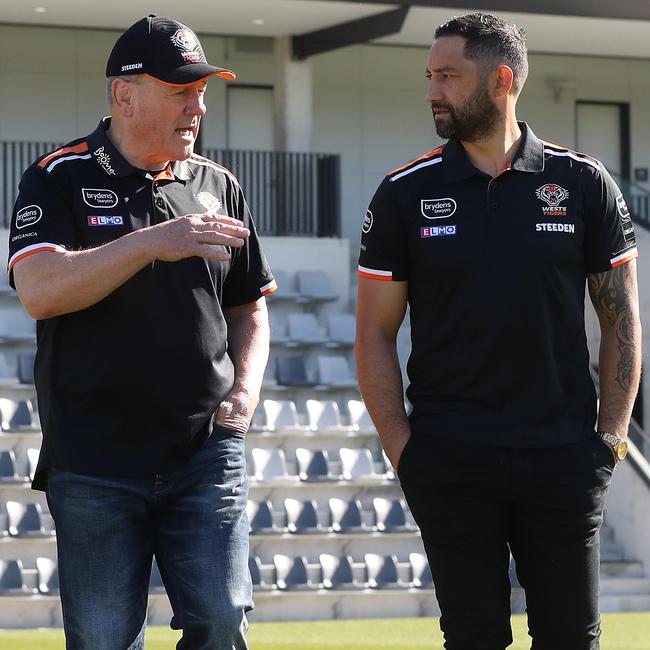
left=428, top=65, right=458, bottom=74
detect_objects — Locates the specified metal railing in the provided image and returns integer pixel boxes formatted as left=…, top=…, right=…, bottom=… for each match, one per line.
left=1, top=141, right=341, bottom=237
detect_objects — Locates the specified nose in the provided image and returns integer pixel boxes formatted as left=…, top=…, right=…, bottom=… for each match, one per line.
left=426, top=78, right=443, bottom=105
left=186, top=88, right=207, bottom=117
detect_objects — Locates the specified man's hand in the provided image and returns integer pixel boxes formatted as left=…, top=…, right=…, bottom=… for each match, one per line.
left=214, top=389, right=257, bottom=434
left=148, top=213, right=250, bottom=262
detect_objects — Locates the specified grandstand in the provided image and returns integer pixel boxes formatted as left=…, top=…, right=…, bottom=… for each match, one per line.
left=1, top=234, right=650, bottom=626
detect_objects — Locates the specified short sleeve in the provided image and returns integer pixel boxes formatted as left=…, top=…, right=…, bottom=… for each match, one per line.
left=221, top=180, right=275, bottom=307
left=584, top=164, right=638, bottom=273
left=358, top=176, right=408, bottom=282
left=7, top=165, right=77, bottom=287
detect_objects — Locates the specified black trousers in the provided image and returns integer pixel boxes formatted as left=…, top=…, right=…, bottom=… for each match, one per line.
left=397, top=433, right=615, bottom=650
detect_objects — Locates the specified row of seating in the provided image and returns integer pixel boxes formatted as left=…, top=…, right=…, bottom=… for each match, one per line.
left=0, top=353, right=35, bottom=387
left=248, top=497, right=416, bottom=534
left=0, top=501, right=53, bottom=537
left=248, top=553, right=433, bottom=591
left=249, top=447, right=391, bottom=482
left=266, top=355, right=356, bottom=389
left=0, top=398, right=39, bottom=431
left=267, top=270, right=338, bottom=304
left=0, top=558, right=58, bottom=595
left=0, top=310, right=35, bottom=345
left=270, top=313, right=354, bottom=348
left=0, top=448, right=38, bottom=482
left=252, top=399, right=373, bottom=434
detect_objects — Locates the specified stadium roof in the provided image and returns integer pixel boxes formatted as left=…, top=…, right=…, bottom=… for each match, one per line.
left=2, top=0, right=650, bottom=59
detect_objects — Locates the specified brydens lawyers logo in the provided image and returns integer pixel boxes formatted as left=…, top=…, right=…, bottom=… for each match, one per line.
left=82, top=188, right=118, bottom=209
left=87, top=216, right=124, bottom=227
left=16, top=205, right=43, bottom=229
left=536, top=184, right=569, bottom=216
left=421, top=198, right=456, bottom=220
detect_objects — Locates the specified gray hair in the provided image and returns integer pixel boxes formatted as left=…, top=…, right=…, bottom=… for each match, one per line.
left=106, top=75, right=142, bottom=106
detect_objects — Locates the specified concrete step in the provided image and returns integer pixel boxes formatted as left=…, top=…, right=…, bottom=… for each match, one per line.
left=601, top=561, right=646, bottom=578
left=599, top=594, right=650, bottom=612
left=600, top=577, right=650, bottom=595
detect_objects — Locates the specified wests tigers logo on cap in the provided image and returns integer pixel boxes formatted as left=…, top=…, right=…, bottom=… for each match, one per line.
left=170, top=28, right=201, bottom=63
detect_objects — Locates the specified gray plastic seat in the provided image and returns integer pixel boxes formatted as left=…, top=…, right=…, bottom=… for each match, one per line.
left=284, top=498, right=323, bottom=534
left=0, top=559, right=27, bottom=594
left=339, top=447, right=376, bottom=480
left=296, top=270, right=338, bottom=303
left=295, top=448, right=332, bottom=481
left=247, top=500, right=281, bottom=534
left=37, top=557, right=59, bottom=594
left=347, top=400, right=375, bottom=433
left=0, top=309, right=35, bottom=343
left=269, top=312, right=290, bottom=346
left=326, top=314, right=356, bottom=348
left=373, top=498, right=417, bottom=533
left=262, top=400, right=307, bottom=433
left=17, top=353, right=35, bottom=385
left=6, top=501, right=52, bottom=537
left=365, top=553, right=407, bottom=589
left=306, top=399, right=344, bottom=432
left=0, top=353, right=16, bottom=385
left=0, top=399, right=39, bottom=431
left=329, top=497, right=369, bottom=533
left=267, top=270, right=299, bottom=301
left=287, top=313, right=328, bottom=346
left=316, top=355, right=356, bottom=388
left=409, top=553, right=434, bottom=589
left=320, top=554, right=362, bottom=590
left=249, top=556, right=274, bottom=591
left=276, top=356, right=316, bottom=386
left=250, top=448, right=294, bottom=481
left=0, top=449, right=28, bottom=483
left=273, top=555, right=317, bottom=590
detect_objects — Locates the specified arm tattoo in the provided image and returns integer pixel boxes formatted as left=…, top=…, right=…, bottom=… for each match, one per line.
left=588, top=265, right=637, bottom=392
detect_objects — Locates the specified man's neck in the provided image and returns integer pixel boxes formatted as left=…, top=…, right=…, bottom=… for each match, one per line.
left=106, top=119, right=169, bottom=172
left=461, top=115, right=522, bottom=178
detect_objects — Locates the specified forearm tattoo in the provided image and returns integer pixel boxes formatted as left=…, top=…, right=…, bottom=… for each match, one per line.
left=588, top=265, right=638, bottom=393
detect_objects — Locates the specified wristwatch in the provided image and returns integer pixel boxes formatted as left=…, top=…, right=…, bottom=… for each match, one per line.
left=596, top=431, right=628, bottom=463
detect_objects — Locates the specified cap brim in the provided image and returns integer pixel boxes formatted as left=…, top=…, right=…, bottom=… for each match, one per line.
left=149, top=63, right=236, bottom=85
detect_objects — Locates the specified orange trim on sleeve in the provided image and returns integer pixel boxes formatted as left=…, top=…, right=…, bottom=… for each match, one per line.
left=8, top=246, right=62, bottom=272
left=389, top=147, right=444, bottom=176
left=38, top=143, right=89, bottom=169
left=611, top=250, right=639, bottom=268
left=358, top=270, right=392, bottom=281
left=261, top=285, right=278, bottom=296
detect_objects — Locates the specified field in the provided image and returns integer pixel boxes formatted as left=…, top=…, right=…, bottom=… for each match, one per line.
left=0, top=614, right=649, bottom=649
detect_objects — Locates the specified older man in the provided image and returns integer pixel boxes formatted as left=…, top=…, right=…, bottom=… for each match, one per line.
left=8, top=15, right=275, bottom=650
left=356, top=13, right=641, bottom=650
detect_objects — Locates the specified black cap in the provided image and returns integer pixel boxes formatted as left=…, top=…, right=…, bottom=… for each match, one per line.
left=106, top=15, right=236, bottom=84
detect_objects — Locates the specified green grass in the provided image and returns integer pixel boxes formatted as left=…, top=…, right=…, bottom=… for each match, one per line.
left=0, top=614, right=648, bottom=649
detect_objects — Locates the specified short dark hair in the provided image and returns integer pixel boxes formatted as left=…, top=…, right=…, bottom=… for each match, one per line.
left=435, top=13, right=528, bottom=93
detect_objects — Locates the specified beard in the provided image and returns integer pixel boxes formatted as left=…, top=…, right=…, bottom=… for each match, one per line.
left=432, top=82, right=501, bottom=142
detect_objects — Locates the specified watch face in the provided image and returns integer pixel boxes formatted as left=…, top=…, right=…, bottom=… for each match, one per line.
left=617, top=439, right=629, bottom=461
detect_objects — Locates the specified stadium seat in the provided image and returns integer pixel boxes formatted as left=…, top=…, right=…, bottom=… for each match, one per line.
left=286, top=313, right=329, bottom=347
left=269, top=312, right=291, bottom=347
left=328, top=498, right=369, bottom=533
left=316, top=355, right=357, bottom=388
left=0, top=559, right=29, bottom=594
left=0, top=399, right=39, bottom=431
left=273, top=555, right=318, bottom=590
left=250, top=448, right=296, bottom=482
left=409, top=553, right=433, bottom=589
left=0, top=353, right=16, bottom=386
left=36, top=557, right=59, bottom=594
left=339, top=447, right=376, bottom=480
left=296, top=270, right=338, bottom=303
left=0, top=449, right=28, bottom=483
left=295, top=448, right=333, bottom=481
left=266, top=270, right=300, bottom=302
left=365, top=553, right=407, bottom=589
left=149, top=558, right=166, bottom=594
left=325, top=314, right=356, bottom=348
left=373, top=498, right=417, bottom=533
left=6, top=501, right=52, bottom=537
left=17, top=353, right=35, bottom=385
left=249, top=556, right=274, bottom=591
left=305, top=399, right=345, bottom=432
left=320, top=554, right=362, bottom=590
left=262, top=400, right=308, bottom=433
left=27, top=448, right=39, bottom=481
left=285, top=498, right=323, bottom=534
left=0, top=309, right=35, bottom=344
left=247, top=500, right=282, bottom=534
left=347, top=400, right=375, bottom=434
left=276, top=356, right=316, bottom=387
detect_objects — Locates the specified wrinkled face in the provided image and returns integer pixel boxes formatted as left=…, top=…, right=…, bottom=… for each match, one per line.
left=426, top=36, right=501, bottom=142
left=128, top=75, right=208, bottom=167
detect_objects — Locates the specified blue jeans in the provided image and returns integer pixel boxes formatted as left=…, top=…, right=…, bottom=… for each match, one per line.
left=46, top=426, right=252, bottom=650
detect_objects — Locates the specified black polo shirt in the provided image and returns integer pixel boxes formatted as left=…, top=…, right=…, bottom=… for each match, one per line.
left=8, top=118, right=276, bottom=489
left=359, top=123, right=638, bottom=448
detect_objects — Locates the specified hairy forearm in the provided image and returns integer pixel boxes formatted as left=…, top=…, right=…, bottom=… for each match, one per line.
left=15, top=229, right=154, bottom=319
left=589, top=263, right=642, bottom=438
left=356, top=331, right=411, bottom=463
left=224, top=299, right=270, bottom=400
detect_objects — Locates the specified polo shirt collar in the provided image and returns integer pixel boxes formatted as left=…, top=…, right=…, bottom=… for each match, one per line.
left=87, top=117, right=193, bottom=182
left=443, top=121, right=545, bottom=183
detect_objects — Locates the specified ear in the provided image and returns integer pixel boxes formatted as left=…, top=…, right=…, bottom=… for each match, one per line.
left=112, top=79, right=136, bottom=117
left=493, top=65, right=515, bottom=98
